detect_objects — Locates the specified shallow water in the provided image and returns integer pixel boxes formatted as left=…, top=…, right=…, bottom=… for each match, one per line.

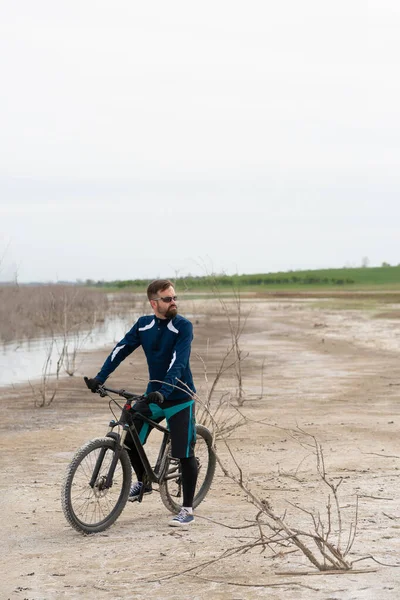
left=0, top=314, right=138, bottom=387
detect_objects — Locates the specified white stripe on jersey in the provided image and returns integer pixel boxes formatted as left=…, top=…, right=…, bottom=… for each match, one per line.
left=138, top=319, right=155, bottom=331
left=167, top=321, right=179, bottom=334
left=167, top=350, right=177, bottom=372
left=111, top=345, right=125, bottom=362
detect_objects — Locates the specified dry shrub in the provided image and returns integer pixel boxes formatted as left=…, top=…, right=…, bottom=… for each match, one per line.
left=0, top=284, right=108, bottom=344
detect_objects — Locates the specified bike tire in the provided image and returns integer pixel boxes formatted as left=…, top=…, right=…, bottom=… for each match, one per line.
left=159, top=424, right=216, bottom=514
left=62, top=437, right=132, bottom=534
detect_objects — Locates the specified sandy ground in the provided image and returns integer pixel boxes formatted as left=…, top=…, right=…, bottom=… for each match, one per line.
left=1, top=296, right=400, bottom=600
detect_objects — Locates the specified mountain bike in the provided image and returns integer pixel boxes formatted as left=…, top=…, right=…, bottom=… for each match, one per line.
left=61, top=384, right=216, bottom=534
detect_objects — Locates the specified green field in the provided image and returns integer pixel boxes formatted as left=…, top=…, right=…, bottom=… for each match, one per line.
left=88, top=265, right=400, bottom=293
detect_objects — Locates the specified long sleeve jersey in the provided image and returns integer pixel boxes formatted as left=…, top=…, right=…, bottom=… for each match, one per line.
left=96, top=313, right=196, bottom=402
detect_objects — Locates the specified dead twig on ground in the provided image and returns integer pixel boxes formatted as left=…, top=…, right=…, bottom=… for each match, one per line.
left=276, top=568, right=377, bottom=576
left=191, top=575, right=320, bottom=591
left=352, top=555, right=400, bottom=568
left=357, top=494, right=394, bottom=501
left=383, top=512, right=400, bottom=520
left=362, top=452, right=400, bottom=459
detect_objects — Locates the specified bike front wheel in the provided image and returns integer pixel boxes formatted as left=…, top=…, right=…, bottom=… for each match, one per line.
left=61, top=437, right=132, bottom=534
left=159, top=424, right=216, bottom=514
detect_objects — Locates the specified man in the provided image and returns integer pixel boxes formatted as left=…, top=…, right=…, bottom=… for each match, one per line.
left=85, top=279, right=197, bottom=526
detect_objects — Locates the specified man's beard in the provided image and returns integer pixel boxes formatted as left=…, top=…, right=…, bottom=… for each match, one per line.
left=166, top=306, right=178, bottom=319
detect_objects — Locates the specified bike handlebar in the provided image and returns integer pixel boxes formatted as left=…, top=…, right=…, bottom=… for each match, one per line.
left=84, top=376, right=147, bottom=409
left=97, top=384, right=144, bottom=402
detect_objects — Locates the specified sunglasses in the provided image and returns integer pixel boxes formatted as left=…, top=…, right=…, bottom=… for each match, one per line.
left=153, top=296, right=177, bottom=303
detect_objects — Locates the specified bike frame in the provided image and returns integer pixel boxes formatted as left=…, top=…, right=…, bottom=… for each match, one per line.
left=94, top=385, right=180, bottom=498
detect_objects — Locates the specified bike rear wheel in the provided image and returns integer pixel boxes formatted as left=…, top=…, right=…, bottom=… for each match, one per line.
left=62, top=437, right=132, bottom=534
left=159, top=424, right=216, bottom=514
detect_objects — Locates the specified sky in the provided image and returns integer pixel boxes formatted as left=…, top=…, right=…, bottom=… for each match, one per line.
left=0, top=1, right=399, bottom=283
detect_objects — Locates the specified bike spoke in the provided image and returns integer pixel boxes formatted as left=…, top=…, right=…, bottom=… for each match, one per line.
left=68, top=446, right=125, bottom=526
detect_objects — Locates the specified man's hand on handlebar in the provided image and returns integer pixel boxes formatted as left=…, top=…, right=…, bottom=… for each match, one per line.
left=146, top=391, right=165, bottom=404
left=84, top=377, right=163, bottom=403
left=84, top=376, right=102, bottom=393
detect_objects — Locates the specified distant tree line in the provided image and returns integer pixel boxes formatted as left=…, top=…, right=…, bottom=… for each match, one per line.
left=82, top=264, right=400, bottom=290
left=84, top=274, right=356, bottom=289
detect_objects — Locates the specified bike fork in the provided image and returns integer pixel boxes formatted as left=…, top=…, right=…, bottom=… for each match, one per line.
left=89, top=426, right=129, bottom=489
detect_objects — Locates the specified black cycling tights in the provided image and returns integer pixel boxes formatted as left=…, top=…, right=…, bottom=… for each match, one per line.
left=128, top=450, right=198, bottom=508
left=180, top=456, right=198, bottom=508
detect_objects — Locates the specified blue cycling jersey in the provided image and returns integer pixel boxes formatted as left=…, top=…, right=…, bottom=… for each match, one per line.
left=96, top=313, right=196, bottom=401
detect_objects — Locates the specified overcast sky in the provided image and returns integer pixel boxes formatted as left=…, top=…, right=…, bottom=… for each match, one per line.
left=0, top=1, right=399, bottom=282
